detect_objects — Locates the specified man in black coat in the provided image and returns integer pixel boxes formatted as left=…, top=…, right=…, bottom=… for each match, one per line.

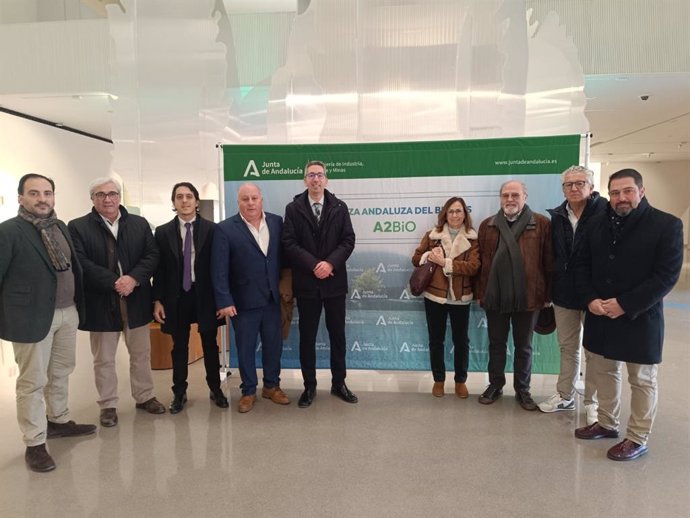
left=0, top=174, right=96, bottom=472
left=573, top=169, right=684, bottom=461
left=538, top=165, right=607, bottom=423
left=153, top=182, right=227, bottom=413
left=69, top=177, right=164, bottom=428
left=282, top=160, right=357, bottom=408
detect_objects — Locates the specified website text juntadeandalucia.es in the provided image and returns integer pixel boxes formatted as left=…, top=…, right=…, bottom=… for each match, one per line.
left=494, top=158, right=557, bottom=166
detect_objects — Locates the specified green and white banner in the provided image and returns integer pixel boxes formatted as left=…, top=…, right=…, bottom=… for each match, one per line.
left=222, top=135, right=581, bottom=373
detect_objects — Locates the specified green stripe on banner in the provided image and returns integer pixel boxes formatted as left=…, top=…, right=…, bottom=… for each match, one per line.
left=223, top=135, right=581, bottom=181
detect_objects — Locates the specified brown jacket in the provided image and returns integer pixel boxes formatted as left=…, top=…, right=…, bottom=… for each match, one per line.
left=475, top=212, right=553, bottom=311
left=411, top=224, right=480, bottom=303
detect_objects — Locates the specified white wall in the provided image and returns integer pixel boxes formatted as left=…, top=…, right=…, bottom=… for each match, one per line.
left=601, top=160, right=690, bottom=246
left=0, top=112, right=113, bottom=223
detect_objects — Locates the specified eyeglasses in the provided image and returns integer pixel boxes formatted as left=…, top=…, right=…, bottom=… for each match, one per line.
left=562, top=181, right=588, bottom=190
left=609, top=187, right=637, bottom=198
left=447, top=209, right=464, bottom=215
left=92, top=191, right=120, bottom=200
left=500, top=193, right=522, bottom=200
left=306, top=173, right=326, bottom=180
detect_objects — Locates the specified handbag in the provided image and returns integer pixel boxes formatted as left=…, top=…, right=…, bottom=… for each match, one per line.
left=409, top=240, right=442, bottom=296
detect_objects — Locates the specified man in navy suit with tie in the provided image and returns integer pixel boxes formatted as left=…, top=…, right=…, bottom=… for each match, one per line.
left=153, top=182, right=228, bottom=414
left=211, top=183, right=289, bottom=413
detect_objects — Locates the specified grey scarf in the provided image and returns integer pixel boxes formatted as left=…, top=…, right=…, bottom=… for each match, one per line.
left=482, top=205, right=533, bottom=313
left=17, top=205, right=71, bottom=272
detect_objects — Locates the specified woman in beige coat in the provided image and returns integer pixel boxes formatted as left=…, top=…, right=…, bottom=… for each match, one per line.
left=411, top=197, right=480, bottom=398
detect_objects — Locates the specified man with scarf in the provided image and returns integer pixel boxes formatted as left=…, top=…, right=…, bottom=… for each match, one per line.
left=573, top=169, right=683, bottom=461
left=476, top=180, right=553, bottom=410
left=0, top=174, right=96, bottom=473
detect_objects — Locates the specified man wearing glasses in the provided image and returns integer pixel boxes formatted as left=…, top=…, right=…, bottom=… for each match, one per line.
left=69, top=177, right=164, bottom=427
left=475, top=180, right=553, bottom=410
left=282, top=160, right=357, bottom=408
left=538, top=166, right=607, bottom=424
left=573, top=169, right=683, bottom=461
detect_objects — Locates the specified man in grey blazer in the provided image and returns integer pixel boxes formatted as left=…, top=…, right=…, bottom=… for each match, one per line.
left=0, top=174, right=96, bottom=473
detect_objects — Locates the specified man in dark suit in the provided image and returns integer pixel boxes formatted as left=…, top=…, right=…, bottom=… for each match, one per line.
left=282, top=160, right=357, bottom=408
left=0, top=174, right=95, bottom=473
left=211, top=183, right=289, bottom=413
left=574, top=169, right=683, bottom=461
left=153, top=182, right=228, bottom=414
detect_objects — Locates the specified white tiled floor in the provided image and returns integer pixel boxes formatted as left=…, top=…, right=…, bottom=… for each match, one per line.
left=1, top=267, right=689, bottom=517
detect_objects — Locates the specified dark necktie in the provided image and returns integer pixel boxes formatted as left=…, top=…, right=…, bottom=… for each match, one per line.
left=313, top=202, right=322, bottom=221
left=182, top=222, right=192, bottom=291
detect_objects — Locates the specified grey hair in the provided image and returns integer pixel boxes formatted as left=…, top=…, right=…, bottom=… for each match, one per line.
left=561, top=165, right=594, bottom=185
left=89, top=176, right=123, bottom=196
left=499, top=180, right=528, bottom=196
left=237, top=182, right=263, bottom=199
left=303, top=160, right=327, bottom=177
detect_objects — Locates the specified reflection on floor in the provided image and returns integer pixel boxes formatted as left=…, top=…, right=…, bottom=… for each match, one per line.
left=0, top=268, right=689, bottom=517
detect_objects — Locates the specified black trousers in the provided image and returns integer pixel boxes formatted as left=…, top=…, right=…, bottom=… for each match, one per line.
left=485, top=309, right=538, bottom=392
left=170, top=286, right=221, bottom=396
left=297, top=295, right=347, bottom=389
left=424, top=298, right=470, bottom=383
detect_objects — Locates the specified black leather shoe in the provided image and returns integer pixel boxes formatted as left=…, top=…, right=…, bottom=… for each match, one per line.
left=298, top=388, right=316, bottom=408
left=169, top=393, right=187, bottom=414
left=478, top=385, right=503, bottom=405
left=25, top=444, right=56, bottom=473
left=330, top=384, right=358, bottom=404
left=210, top=390, right=229, bottom=409
left=47, top=420, right=97, bottom=439
left=515, top=390, right=537, bottom=411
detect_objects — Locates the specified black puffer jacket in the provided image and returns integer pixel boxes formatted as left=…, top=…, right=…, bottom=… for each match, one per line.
left=282, top=189, right=355, bottom=299
left=69, top=206, right=159, bottom=331
left=547, top=192, right=607, bottom=309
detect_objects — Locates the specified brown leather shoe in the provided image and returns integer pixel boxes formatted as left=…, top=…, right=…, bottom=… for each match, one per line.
left=455, top=382, right=469, bottom=399
left=100, top=408, right=118, bottom=427
left=238, top=394, right=257, bottom=413
left=25, top=444, right=56, bottom=473
left=261, top=386, right=290, bottom=405
left=432, top=381, right=444, bottom=397
left=607, top=439, right=648, bottom=461
left=135, top=397, right=166, bottom=414
left=574, top=422, right=619, bottom=440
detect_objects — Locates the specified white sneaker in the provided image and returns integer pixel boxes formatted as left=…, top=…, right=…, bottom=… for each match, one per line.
left=538, top=393, right=575, bottom=413
left=585, top=403, right=598, bottom=425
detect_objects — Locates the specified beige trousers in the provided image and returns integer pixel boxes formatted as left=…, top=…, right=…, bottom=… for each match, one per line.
left=589, top=351, right=658, bottom=445
left=90, top=300, right=155, bottom=408
left=13, top=305, right=79, bottom=446
left=553, top=305, right=597, bottom=404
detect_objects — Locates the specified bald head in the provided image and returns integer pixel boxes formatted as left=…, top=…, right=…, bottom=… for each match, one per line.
left=237, top=183, right=264, bottom=225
